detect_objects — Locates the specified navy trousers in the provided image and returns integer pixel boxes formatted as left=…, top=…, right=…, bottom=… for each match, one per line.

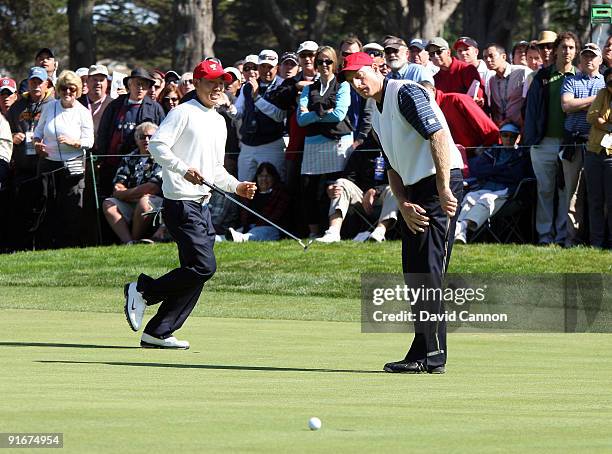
left=400, top=169, right=463, bottom=368
left=137, top=199, right=217, bottom=339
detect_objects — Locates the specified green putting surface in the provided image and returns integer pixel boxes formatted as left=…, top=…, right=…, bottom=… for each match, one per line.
left=2, top=309, right=612, bottom=453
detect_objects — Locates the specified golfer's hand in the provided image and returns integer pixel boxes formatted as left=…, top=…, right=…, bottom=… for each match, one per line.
left=362, top=188, right=376, bottom=216
left=438, top=187, right=458, bottom=217
left=236, top=182, right=257, bottom=199
left=184, top=168, right=205, bottom=185
left=399, top=201, right=429, bottom=234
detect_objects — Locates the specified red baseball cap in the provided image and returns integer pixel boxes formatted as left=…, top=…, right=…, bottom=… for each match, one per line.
left=193, top=60, right=233, bottom=83
left=0, top=77, right=17, bottom=94
left=341, top=52, right=374, bottom=72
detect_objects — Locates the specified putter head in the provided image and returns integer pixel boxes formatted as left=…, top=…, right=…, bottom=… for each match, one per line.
left=303, top=239, right=315, bottom=252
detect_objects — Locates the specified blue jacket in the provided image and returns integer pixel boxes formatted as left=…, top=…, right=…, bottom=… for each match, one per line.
left=239, top=82, right=285, bottom=147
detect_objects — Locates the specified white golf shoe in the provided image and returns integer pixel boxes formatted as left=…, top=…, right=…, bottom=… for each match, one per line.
left=454, top=221, right=467, bottom=244
left=124, top=282, right=147, bottom=331
left=229, top=227, right=247, bottom=243
left=315, top=229, right=341, bottom=243
left=368, top=226, right=386, bottom=242
left=140, top=333, right=190, bottom=350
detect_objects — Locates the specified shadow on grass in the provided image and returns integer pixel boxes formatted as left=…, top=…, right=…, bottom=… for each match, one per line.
left=37, top=360, right=383, bottom=374
left=0, top=342, right=140, bottom=349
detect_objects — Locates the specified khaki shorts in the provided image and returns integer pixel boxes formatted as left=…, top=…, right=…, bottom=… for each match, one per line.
left=105, top=195, right=163, bottom=224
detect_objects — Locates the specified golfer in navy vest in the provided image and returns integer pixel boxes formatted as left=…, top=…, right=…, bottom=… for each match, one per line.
left=342, top=53, right=464, bottom=373
left=124, top=60, right=257, bottom=349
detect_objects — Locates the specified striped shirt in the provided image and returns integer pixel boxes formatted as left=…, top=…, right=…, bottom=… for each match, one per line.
left=397, top=82, right=442, bottom=139
left=561, top=72, right=605, bottom=136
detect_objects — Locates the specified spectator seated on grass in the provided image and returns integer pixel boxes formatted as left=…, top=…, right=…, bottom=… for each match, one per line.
left=316, top=147, right=398, bottom=243
left=455, top=123, right=531, bottom=243
left=102, top=122, right=163, bottom=245
left=228, top=162, right=289, bottom=242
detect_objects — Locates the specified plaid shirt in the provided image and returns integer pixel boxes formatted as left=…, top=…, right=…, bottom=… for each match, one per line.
left=113, top=150, right=162, bottom=188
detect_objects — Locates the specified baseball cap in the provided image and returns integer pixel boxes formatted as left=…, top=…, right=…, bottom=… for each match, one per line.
left=341, top=52, right=374, bottom=72
left=244, top=55, right=259, bottom=65
left=35, top=48, right=54, bottom=59
left=537, top=30, right=557, bottom=45
left=75, top=67, right=89, bottom=77
left=453, top=36, right=479, bottom=50
left=224, top=67, right=242, bottom=82
left=426, top=37, right=450, bottom=51
left=382, top=35, right=407, bottom=50
left=0, top=78, right=17, bottom=94
left=363, top=43, right=384, bottom=53
left=165, top=70, right=180, bottom=84
left=280, top=52, right=299, bottom=64
left=297, top=40, right=319, bottom=54
left=499, top=123, right=520, bottom=135
left=193, top=60, right=233, bottom=83
left=28, top=66, right=49, bottom=81
left=89, top=64, right=109, bottom=77
left=258, top=49, right=278, bottom=66
left=581, top=43, right=602, bottom=58
left=408, top=38, right=427, bottom=50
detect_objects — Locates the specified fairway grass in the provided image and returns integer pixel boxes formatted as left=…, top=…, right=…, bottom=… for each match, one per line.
left=1, top=243, right=611, bottom=452
left=3, top=310, right=612, bottom=453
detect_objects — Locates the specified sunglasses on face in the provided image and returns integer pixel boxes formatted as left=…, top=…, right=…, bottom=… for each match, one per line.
left=366, top=50, right=383, bottom=58
left=243, top=65, right=257, bottom=72
left=428, top=49, right=445, bottom=56
left=60, top=86, right=77, bottom=93
left=182, top=79, right=193, bottom=85
left=299, top=52, right=315, bottom=59
left=0, top=90, right=13, bottom=96
left=538, top=43, right=554, bottom=50
left=384, top=47, right=399, bottom=55
left=316, top=59, right=333, bottom=66
left=341, top=51, right=354, bottom=57
left=164, top=96, right=179, bottom=102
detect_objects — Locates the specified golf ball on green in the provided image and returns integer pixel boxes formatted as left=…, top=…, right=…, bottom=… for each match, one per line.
left=308, top=417, right=322, bottom=430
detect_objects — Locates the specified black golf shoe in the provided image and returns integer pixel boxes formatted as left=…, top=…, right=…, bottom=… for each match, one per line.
left=383, top=360, right=426, bottom=373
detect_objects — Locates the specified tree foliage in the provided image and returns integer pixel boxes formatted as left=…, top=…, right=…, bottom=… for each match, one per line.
left=0, top=0, right=606, bottom=79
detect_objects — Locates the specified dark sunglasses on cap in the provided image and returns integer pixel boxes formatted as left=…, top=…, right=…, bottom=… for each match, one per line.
left=316, top=59, right=334, bottom=66
left=0, top=89, right=13, bottom=96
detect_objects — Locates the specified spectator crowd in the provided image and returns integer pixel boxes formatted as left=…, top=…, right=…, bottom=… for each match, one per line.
left=0, top=30, right=611, bottom=251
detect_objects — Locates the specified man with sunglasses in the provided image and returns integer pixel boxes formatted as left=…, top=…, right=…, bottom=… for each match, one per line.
left=408, top=38, right=439, bottom=75
left=234, top=49, right=287, bottom=182
left=97, top=68, right=165, bottom=196
left=383, top=36, right=434, bottom=85
left=536, top=30, right=558, bottom=68
left=428, top=37, right=484, bottom=106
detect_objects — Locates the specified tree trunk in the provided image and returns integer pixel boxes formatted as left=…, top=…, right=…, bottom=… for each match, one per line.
left=261, top=0, right=298, bottom=51
left=532, top=0, right=550, bottom=39
left=307, top=0, right=331, bottom=44
left=462, top=0, right=519, bottom=51
left=173, top=0, right=216, bottom=73
left=67, top=0, right=95, bottom=69
left=409, top=0, right=462, bottom=38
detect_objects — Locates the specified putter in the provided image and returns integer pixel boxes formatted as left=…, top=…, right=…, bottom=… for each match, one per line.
left=200, top=179, right=313, bottom=251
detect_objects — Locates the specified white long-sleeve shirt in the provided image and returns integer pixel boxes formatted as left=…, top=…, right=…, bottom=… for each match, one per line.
left=33, top=99, right=94, bottom=161
left=149, top=98, right=239, bottom=201
left=0, top=115, right=12, bottom=164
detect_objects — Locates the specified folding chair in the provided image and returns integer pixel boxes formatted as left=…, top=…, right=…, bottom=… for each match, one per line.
left=470, top=177, right=537, bottom=244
